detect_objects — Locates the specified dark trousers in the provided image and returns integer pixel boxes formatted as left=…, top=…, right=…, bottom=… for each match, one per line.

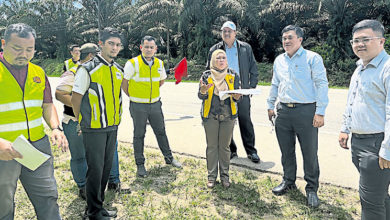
left=229, top=95, right=257, bottom=155
left=351, top=133, right=390, bottom=220
left=83, top=129, right=117, bottom=216
left=130, top=101, right=174, bottom=165
left=0, top=136, right=60, bottom=220
left=275, top=103, right=319, bottom=193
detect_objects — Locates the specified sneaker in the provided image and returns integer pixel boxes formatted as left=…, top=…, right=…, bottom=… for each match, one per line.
left=107, top=182, right=120, bottom=192
left=101, top=208, right=117, bottom=218
left=247, top=153, right=260, bottom=163
left=79, top=187, right=86, bottom=200
left=137, top=164, right=148, bottom=177
left=169, top=159, right=182, bottom=168
left=207, top=180, right=215, bottom=188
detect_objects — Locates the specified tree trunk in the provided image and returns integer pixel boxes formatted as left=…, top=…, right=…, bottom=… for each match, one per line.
left=167, top=30, right=170, bottom=68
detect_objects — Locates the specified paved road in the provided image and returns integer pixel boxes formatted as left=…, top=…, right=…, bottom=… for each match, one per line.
left=49, top=77, right=358, bottom=189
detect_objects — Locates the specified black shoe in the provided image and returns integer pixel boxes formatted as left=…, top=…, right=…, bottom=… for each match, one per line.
left=79, top=187, right=86, bottom=200
left=137, top=164, right=148, bottom=177
left=101, top=208, right=117, bottom=218
left=272, top=181, right=297, bottom=196
left=247, top=153, right=260, bottom=163
left=307, top=191, right=320, bottom=208
left=230, top=152, right=238, bottom=160
left=107, top=182, right=120, bottom=192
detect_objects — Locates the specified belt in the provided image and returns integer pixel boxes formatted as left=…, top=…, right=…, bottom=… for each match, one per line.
left=352, top=133, right=384, bottom=139
left=280, top=102, right=315, bottom=108
left=211, top=114, right=227, bottom=121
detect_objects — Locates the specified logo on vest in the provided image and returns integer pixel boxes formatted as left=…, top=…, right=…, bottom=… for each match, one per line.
left=229, top=78, right=233, bottom=84
left=115, top=71, right=122, bottom=80
left=33, top=76, right=41, bottom=83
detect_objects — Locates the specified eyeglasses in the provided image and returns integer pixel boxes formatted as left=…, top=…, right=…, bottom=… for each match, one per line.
left=350, top=37, right=382, bottom=45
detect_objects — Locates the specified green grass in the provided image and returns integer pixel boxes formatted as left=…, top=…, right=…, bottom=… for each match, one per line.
left=13, top=139, right=360, bottom=219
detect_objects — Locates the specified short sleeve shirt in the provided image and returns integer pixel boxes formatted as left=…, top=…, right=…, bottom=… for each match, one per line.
left=124, top=56, right=166, bottom=81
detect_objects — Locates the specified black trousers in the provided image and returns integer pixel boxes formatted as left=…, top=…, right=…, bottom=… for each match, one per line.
left=229, top=95, right=257, bottom=155
left=83, top=129, right=117, bottom=216
left=275, top=103, right=319, bottom=193
left=130, top=101, right=174, bottom=165
left=351, top=133, right=390, bottom=220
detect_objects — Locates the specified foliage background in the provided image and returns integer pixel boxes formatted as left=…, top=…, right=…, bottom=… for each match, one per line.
left=1, top=0, right=390, bottom=86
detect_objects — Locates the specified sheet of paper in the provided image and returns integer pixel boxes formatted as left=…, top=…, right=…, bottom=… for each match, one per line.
left=219, top=89, right=261, bottom=100
left=12, top=135, right=50, bottom=171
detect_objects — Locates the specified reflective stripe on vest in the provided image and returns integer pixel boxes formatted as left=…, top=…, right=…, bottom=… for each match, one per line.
left=0, top=100, right=43, bottom=113
left=0, top=61, right=46, bottom=142
left=201, top=73, right=237, bottom=118
left=0, top=117, right=42, bottom=132
left=79, top=58, right=123, bottom=129
left=128, top=56, right=162, bottom=103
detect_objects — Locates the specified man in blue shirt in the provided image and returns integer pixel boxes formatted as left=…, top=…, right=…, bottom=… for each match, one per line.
left=207, top=21, right=260, bottom=164
left=267, top=25, right=329, bottom=208
left=339, top=19, right=390, bottom=220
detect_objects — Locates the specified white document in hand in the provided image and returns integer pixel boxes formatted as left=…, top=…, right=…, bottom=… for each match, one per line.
left=12, top=135, right=51, bottom=171
left=219, top=89, right=261, bottom=100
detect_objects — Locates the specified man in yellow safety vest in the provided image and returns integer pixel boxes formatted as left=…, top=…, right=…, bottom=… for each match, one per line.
left=0, top=23, right=68, bottom=220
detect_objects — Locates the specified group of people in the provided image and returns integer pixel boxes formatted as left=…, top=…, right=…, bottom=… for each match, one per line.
left=199, top=19, right=390, bottom=220
left=0, top=18, right=389, bottom=220
left=0, top=25, right=181, bottom=220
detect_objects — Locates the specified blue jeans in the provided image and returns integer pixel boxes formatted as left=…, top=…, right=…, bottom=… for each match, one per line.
left=62, top=120, right=120, bottom=188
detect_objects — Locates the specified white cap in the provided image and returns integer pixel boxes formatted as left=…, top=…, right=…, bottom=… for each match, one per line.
left=220, top=21, right=236, bottom=31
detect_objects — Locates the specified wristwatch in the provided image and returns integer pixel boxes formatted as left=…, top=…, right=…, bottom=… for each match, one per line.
left=53, top=126, right=63, bottom=132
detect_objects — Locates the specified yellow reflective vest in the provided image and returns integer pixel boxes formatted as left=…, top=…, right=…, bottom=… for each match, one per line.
left=79, top=55, right=123, bottom=129
left=201, top=71, right=237, bottom=119
left=128, top=55, right=163, bottom=103
left=64, top=58, right=79, bottom=72
left=0, top=61, right=46, bottom=142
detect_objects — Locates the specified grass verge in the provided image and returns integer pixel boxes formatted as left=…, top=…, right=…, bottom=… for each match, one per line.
left=14, top=140, right=360, bottom=219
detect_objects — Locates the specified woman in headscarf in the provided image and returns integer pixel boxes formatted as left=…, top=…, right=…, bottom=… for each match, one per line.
left=198, top=49, right=241, bottom=188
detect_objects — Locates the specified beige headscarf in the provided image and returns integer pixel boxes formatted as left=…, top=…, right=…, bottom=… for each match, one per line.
left=210, top=49, right=228, bottom=98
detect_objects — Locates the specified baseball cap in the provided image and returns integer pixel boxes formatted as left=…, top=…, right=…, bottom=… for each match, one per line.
left=220, top=21, right=236, bottom=31
left=80, top=43, right=99, bottom=54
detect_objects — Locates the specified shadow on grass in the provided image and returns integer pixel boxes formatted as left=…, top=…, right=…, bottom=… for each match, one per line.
left=231, top=157, right=276, bottom=171
left=284, top=189, right=355, bottom=219
left=212, top=182, right=282, bottom=219
left=129, top=165, right=179, bottom=195
left=62, top=186, right=86, bottom=219
left=63, top=186, right=123, bottom=219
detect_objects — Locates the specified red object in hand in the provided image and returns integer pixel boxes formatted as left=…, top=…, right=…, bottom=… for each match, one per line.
left=174, top=57, right=188, bottom=84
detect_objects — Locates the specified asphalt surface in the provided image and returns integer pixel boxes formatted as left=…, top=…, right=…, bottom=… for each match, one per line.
left=49, top=77, right=358, bottom=189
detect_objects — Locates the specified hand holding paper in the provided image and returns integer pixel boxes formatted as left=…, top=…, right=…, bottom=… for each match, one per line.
left=0, top=138, right=22, bottom=161
left=231, top=93, right=242, bottom=100
left=219, top=88, right=261, bottom=100
left=12, top=135, right=50, bottom=171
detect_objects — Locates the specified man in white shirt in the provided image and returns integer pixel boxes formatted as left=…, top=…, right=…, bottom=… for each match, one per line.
left=122, top=36, right=182, bottom=178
